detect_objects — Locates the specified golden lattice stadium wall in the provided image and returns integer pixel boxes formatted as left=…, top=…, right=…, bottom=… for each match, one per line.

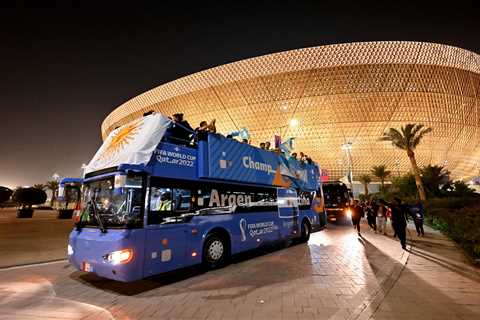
left=101, top=41, right=480, bottom=180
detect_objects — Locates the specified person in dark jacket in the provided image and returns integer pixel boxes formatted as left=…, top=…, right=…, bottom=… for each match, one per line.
left=366, top=199, right=377, bottom=232
left=166, top=113, right=194, bottom=145
left=351, top=200, right=364, bottom=235
left=391, top=197, right=408, bottom=250
left=410, top=201, right=425, bottom=236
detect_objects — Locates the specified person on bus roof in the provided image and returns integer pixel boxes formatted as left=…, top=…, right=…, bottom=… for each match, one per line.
left=196, top=119, right=216, bottom=134
left=166, top=113, right=194, bottom=145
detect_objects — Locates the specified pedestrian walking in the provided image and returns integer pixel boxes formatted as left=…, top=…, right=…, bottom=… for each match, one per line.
left=391, top=197, right=408, bottom=250
left=376, top=200, right=387, bottom=235
left=351, top=200, right=364, bottom=235
left=410, top=201, right=425, bottom=236
left=366, top=199, right=377, bottom=232
left=386, top=206, right=396, bottom=238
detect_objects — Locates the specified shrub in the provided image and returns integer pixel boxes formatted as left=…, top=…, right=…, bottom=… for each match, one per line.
left=0, top=186, right=13, bottom=204
left=12, top=187, right=47, bottom=208
left=425, top=199, right=480, bottom=261
left=391, top=174, right=417, bottom=198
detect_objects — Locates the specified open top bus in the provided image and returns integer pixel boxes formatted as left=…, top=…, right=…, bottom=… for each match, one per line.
left=68, top=113, right=326, bottom=282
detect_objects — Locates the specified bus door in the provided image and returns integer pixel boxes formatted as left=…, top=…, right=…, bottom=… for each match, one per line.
left=277, top=188, right=299, bottom=239
left=143, top=186, right=191, bottom=277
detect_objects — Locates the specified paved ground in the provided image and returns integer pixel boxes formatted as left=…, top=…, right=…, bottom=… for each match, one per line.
left=0, top=209, right=72, bottom=267
left=368, top=225, right=480, bottom=320
left=0, top=214, right=478, bottom=320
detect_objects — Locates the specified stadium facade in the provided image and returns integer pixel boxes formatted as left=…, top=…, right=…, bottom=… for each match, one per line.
left=101, top=41, right=480, bottom=181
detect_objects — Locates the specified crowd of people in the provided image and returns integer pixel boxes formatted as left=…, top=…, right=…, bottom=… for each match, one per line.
left=158, top=112, right=217, bottom=145
left=288, top=152, right=313, bottom=164
left=349, top=198, right=425, bottom=250
left=147, top=111, right=315, bottom=166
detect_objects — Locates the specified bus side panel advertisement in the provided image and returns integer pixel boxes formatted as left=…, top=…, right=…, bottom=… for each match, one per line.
left=207, top=135, right=282, bottom=185
left=149, top=142, right=197, bottom=179
left=206, top=135, right=319, bottom=190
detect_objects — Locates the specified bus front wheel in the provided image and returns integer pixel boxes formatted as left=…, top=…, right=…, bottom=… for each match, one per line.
left=202, top=233, right=229, bottom=269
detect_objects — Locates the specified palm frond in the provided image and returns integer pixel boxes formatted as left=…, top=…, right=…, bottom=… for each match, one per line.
left=380, top=128, right=407, bottom=149
left=359, top=174, right=371, bottom=184
left=411, top=127, right=432, bottom=148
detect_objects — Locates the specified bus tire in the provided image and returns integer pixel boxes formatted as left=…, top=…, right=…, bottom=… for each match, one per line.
left=300, top=220, right=311, bottom=243
left=202, top=233, right=229, bottom=270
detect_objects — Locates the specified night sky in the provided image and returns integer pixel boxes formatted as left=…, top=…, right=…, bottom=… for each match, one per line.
left=0, top=1, right=478, bottom=188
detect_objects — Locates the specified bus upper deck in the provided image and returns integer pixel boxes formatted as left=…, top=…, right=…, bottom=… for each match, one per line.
left=69, top=113, right=326, bottom=282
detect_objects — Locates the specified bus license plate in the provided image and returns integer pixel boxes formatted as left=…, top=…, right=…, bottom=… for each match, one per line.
left=83, top=262, right=93, bottom=272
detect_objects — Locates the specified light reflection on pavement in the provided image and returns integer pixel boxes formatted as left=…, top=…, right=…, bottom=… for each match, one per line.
left=0, top=223, right=406, bottom=320
left=0, top=277, right=114, bottom=319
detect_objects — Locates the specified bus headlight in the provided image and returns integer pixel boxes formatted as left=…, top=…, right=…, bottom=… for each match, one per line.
left=105, top=249, right=134, bottom=265
left=346, top=209, right=352, bottom=218
left=67, top=244, right=74, bottom=255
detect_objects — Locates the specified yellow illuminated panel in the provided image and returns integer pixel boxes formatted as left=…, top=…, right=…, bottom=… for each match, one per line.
left=100, top=41, right=480, bottom=180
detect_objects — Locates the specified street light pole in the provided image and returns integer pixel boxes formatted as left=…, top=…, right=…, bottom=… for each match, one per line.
left=81, top=163, right=87, bottom=178
left=394, top=159, right=400, bottom=176
left=341, top=142, right=353, bottom=192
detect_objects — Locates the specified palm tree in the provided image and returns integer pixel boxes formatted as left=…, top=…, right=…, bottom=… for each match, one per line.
left=371, top=165, right=391, bottom=192
left=359, top=174, right=372, bottom=197
left=45, top=180, right=59, bottom=206
left=33, top=184, right=46, bottom=191
left=380, top=123, right=432, bottom=201
left=421, top=165, right=450, bottom=197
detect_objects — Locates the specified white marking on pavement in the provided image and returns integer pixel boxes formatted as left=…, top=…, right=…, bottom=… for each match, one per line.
left=0, top=259, right=68, bottom=271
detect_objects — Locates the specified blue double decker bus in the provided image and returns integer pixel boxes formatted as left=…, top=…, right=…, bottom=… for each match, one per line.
left=68, top=113, right=326, bottom=282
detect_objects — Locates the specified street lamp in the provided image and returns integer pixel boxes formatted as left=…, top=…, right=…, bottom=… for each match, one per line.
left=52, top=173, right=60, bottom=182
left=341, top=142, right=353, bottom=190
left=81, top=163, right=87, bottom=178
left=394, top=159, right=400, bottom=176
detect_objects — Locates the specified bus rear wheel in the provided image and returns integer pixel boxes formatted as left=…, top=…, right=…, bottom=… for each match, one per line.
left=300, top=220, right=311, bottom=243
left=202, top=233, right=229, bottom=269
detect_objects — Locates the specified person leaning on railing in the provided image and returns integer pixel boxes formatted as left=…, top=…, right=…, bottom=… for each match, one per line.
left=165, top=113, right=194, bottom=146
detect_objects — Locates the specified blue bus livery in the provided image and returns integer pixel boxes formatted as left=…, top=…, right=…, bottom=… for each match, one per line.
left=68, top=113, right=326, bottom=282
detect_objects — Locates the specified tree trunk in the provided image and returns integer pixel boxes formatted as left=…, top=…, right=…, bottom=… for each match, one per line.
left=364, top=184, right=369, bottom=197
left=50, top=189, right=57, bottom=207
left=407, top=150, right=427, bottom=201
left=381, top=179, right=385, bottom=193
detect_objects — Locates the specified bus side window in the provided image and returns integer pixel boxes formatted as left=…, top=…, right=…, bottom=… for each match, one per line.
left=150, top=187, right=173, bottom=212
left=173, top=188, right=191, bottom=212
left=195, top=189, right=211, bottom=209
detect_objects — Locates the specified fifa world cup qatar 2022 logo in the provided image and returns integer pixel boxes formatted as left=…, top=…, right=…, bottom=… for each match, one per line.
left=239, top=218, right=276, bottom=242
left=239, top=218, right=247, bottom=242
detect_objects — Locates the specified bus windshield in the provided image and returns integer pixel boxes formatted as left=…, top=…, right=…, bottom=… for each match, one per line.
left=65, top=186, right=80, bottom=203
left=80, top=175, right=144, bottom=229
left=323, top=184, right=349, bottom=207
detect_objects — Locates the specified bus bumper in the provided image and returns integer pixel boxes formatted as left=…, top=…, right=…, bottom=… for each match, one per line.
left=68, top=228, right=146, bottom=282
left=326, top=208, right=348, bottom=221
